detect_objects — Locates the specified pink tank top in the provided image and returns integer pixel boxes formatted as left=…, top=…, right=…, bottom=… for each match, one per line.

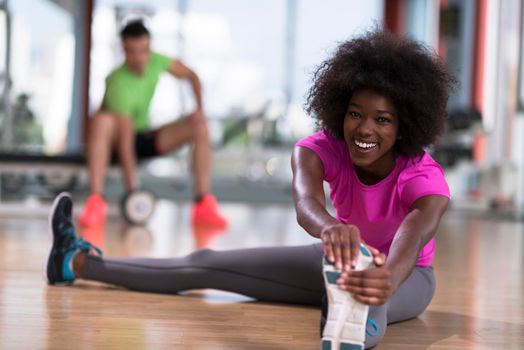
left=296, top=131, right=450, bottom=266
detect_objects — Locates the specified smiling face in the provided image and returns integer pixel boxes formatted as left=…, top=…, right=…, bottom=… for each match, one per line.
left=343, top=89, right=399, bottom=184
left=122, top=35, right=151, bottom=75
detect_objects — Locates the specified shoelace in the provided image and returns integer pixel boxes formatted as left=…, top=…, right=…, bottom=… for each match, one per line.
left=74, top=237, right=103, bottom=256
left=58, top=225, right=103, bottom=257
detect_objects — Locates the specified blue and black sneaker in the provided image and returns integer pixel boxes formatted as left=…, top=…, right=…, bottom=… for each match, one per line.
left=45, top=192, right=102, bottom=285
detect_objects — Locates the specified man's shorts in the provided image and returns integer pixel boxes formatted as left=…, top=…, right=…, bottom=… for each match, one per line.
left=135, top=130, right=161, bottom=159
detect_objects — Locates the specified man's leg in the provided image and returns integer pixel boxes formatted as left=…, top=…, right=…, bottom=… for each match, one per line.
left=154, top=111, right=211, bottom=196
left=82, top=112, right=139, bottom=226
left=80, top=112, right=118, bottom=227
left=113, top=115, right=138, bottom=192
left=86, top=112, right=118, bottom=195
left=152, top=112, right=227, bottom=226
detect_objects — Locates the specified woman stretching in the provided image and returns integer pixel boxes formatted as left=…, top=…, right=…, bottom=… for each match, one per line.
left=46, top=29, right=453, bottom=349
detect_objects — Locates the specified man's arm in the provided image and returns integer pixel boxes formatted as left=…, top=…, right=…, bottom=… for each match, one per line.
left=168, top=59, right=203, bottom=110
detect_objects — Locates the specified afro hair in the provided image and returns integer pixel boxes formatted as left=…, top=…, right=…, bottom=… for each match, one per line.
left=305, top=29, right=455, bottom=155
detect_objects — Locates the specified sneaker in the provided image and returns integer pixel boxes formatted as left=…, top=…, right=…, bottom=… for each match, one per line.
left=192, top=194, right=228, bottom=228
left=45, top=192, right=102, bottom=284
left=321, top=244, right=376, bottom=350
left=79, top=193, right=107, bottom=227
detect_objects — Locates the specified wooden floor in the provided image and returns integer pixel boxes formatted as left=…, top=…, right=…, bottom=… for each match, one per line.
left=0, top=199, right=523, bottom=349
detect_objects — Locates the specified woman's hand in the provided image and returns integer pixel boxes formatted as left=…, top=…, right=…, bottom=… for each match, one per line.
left=336, top=246, right=394, bottom=305
left=321, top=224, right=362, bottom=271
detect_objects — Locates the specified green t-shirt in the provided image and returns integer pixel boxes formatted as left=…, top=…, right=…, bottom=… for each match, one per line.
left=102, top=52, right=172, bottom=132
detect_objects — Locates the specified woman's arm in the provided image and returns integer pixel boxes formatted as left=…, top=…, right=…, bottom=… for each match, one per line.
left=386, top=195, right=449, bottom=290
left=338, top=194, right=449, bottom=305
left=291, top=146, right=335, bottom=237
left=292, top=146, right=365, bottom=270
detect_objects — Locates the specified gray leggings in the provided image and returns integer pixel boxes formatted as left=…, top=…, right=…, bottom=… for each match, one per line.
left=83, top=243, right=435, bottom=349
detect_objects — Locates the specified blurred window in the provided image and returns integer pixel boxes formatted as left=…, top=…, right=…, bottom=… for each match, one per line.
left=2, top=0, right=75, bottom=154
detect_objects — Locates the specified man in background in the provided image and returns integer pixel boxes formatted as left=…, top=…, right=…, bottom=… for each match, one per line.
left=80, top=20, right=227, bottom=228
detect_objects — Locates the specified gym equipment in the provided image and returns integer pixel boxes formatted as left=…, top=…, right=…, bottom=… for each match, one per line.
left=37, top=172, right=78, bottom=194
left=0, top=152, right=84, bottom=195
left=120, top=189, right=156, bottom=225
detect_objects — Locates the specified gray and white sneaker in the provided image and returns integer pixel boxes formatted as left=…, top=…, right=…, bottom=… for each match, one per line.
left=321, top=243, right=375, bottom=350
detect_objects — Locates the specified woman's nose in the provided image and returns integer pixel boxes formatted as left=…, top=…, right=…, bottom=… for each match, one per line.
left=356, top=117, right=373, bottom=135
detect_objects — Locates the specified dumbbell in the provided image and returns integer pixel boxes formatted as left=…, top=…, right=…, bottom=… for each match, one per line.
left=120, top=189, right=156, bottom=225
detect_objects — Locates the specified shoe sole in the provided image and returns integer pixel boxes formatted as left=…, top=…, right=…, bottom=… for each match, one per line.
left=43, top=192, right=71, bottom=285
left=321, top=244, right=374, bottom=350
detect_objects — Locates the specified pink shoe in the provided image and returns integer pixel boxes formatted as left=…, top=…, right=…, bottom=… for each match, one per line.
left=78, top=194, right=107, bottom=227
left=192, top=194, right=228, bottom=228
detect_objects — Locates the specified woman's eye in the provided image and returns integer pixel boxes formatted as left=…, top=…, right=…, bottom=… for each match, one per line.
left=377, top=116, right=391, bottom=124
left=348, top=111, right=360, bottom=118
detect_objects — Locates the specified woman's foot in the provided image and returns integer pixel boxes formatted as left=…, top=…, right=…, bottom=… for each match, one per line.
left=321, top=244, right=375, bottom=350
left=45, top=192, right=102, bottom=284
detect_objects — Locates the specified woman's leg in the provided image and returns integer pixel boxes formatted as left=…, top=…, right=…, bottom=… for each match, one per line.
left=80, top=243, right=326, bottom=306
left=363, top=266, right=436, bottom=348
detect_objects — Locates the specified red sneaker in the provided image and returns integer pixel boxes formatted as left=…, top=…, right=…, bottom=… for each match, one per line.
left=192, top=194, right=228, bottom=228
left=78, top=194, right=107, bottom=227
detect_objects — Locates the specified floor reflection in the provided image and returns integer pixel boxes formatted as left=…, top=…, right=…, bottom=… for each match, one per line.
left=192, top=224, right=227, bottom=249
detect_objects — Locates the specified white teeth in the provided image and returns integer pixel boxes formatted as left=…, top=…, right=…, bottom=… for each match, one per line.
left=354, top=140, right=377, bottom=149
